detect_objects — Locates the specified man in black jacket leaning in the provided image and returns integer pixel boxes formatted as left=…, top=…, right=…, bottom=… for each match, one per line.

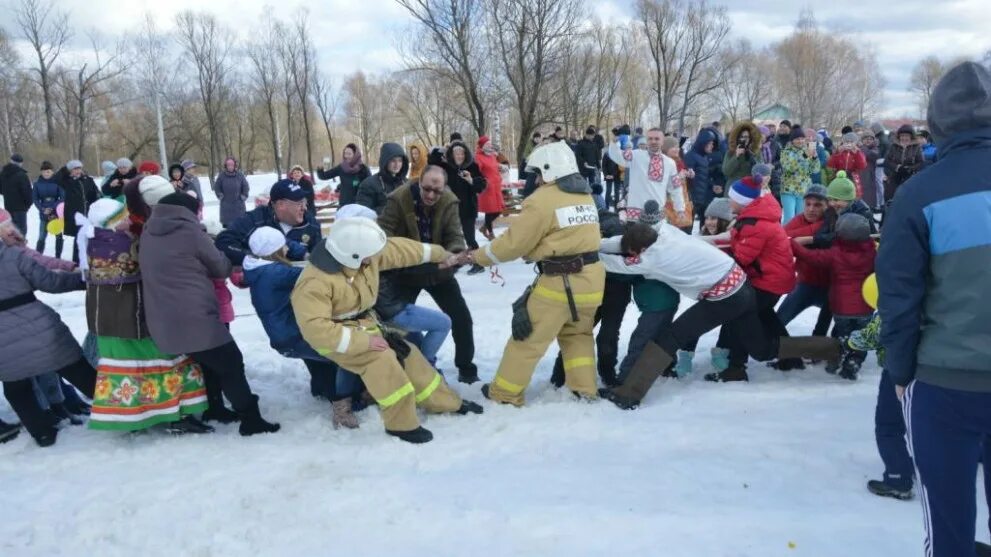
left=0, top=154, right=32, bottom=235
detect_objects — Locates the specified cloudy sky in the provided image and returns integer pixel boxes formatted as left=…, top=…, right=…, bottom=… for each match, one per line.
left=6, top=0, right=991, bottom=118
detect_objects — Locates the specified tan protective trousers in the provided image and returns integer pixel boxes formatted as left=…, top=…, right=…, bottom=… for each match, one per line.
left=487, top=285, right=600, bottom=407
left=331, top=340, right=462, bottom=432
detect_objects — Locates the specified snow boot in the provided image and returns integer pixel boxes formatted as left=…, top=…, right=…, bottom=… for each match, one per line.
left=466, top=264, right=486, bottom=275
left=704, top=364, right=749, bottom=383
left=50, top=403, right=83, bottom=426
left=387, top=426, right=433, bottom=444
left=768, top=358, right=805, bottom=371
left=608, top=341, right=675, bottom=406
left=456, top=400, right=484, bottom=415
left=867, top=480, right=914, bottom=501
left=332, top=398, right=360, bottom=429
left=165, top=416, right=215, bottom=435
left=839, top=358, right=861, bottom=381
left=238, top=396, right=281, bottom=436
left=776, top=336, right=841, bottom=367
left=599, top=387, right=640, bottom=410
left=458, top=368, right=480, bottom=385
left=0, top=419, right=20, bottom=444
left=710, top=347, right=730, bottom=372
left=673, top=350, right=694, bottom=377
left=202, top=404, right=240, bottom=424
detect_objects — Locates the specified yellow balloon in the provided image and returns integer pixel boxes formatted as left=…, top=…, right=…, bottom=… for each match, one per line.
left=46, top=218, right=64, bottom=236
left=862, top=273, right=878, bottom=309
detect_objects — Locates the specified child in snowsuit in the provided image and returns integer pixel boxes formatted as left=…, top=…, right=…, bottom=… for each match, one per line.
left=792, top=212, right=876, bottom=379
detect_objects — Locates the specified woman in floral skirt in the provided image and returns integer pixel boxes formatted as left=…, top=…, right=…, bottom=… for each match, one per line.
left=81, top=176, right=211, bottom=433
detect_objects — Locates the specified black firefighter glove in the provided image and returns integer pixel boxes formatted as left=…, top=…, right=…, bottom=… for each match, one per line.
left=381, top=328, right=412, bottom=367
left=511, top=286, right=534, bottom=341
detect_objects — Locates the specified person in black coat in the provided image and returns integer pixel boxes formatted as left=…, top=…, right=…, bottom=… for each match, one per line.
left=101, top=158, right=137, bottom=198
left=574, top=127, right=601, bottom=187
left=427, top=141, right=486, bottom=273
left=0, top=154, right=32, bottom=235
left=316, top=143, right=371, bottom=207
left=58, top=161, right=100, bottom=263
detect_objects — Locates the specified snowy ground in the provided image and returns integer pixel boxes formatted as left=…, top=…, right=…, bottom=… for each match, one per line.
left=1, top=173, right=986, bottom=556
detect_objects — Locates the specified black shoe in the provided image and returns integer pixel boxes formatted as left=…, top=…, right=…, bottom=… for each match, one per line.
left=838, top=361, right=861, bottom=381
left=238, top=396, right=281, bottom=436
left=867, top=479, right=913, bottom=501
left=63, top=399, right=91, bottom=416
left=466, top=264, right=485, bottom=275
left=0, top=420, right=20, bottom=444
left=599, top=387, right=640, bottom=410
left=458, top=369, right=480, bottom=385
left=599, top=373, right=621, bottom=388
left=768, top=358, right=806, bottom=371
left=33, top=428, right=58, bottom=448
left=704, top=365, right=749, bottom=383
left=165, top=416, right=215, bottom=435
left=202, top=405, right=240, bottom=424
left=51, top=404, right=83, bottom=426
left=456, top=400, right=484, bottom=415
left=977, top=541, right=991, bottom=557
left=480, top=383, right=512, bottom=405
left=387, top=426, right=433, bottom=444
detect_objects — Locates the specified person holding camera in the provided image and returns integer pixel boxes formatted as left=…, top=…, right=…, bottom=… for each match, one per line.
left=722, top=122, right=764, bottom=186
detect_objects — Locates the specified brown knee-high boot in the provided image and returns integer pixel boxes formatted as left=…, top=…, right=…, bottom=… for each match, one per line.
left=602, top=342, right=674, bottom=409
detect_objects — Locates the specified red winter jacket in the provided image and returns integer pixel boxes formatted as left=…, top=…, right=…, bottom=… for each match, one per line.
left=791, top=238, right=876, bottom=316
left=783, top=215, right=829, bottom=288
left=827, top=150, right=867, bottom=198
left=730, top=194, right=796, bottom=295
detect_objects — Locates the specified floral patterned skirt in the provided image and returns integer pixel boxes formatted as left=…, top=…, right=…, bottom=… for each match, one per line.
left=89, top=336, right=208, bottom=431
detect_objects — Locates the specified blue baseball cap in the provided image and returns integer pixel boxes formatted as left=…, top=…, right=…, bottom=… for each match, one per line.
left=270, top=180, right=307, bottom=203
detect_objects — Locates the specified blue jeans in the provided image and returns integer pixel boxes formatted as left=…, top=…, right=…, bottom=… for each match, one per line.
left=904, top=381, right=991, bottom=556
left=780, top=193, right=802, bottom=223
left=390, top=304, right=451, bottom=366
left=31, top=373, right=65, bottom=409
left=618, top=309, right=676, bottom=381
left=776, top=284, right=828, bottom=327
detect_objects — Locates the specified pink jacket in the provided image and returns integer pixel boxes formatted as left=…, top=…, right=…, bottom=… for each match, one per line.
left=213, top=278, right=235, bottom=324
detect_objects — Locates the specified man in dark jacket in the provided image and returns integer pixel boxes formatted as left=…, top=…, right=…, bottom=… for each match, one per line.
left=574, top=127, right=601, bottom=188
left=101, top=158, right=137, bottom=198
left=683, top=129, right=719, bottom=226
left=356, top=142, right=408, bottom=215
left=878, top=61, right=991, bottom=557
left=0, top=154, right=32, bottom=235
left=378, top=165, right=479, bottom=384
left=215, top=180, right=321, bottom=268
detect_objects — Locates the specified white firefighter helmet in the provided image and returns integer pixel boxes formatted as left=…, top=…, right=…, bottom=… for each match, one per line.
left=525, top=141, right=580, bottom=183
left=325, top=217, right=387, bottom=269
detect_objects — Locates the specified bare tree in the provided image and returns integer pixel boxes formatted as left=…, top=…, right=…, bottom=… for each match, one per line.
left=58, top=36, right=128, bottom=159
left=394, top=68, right=463, bottom=146
left=0, top=28, right=22, bottom=155
left=587, top=22, right=632, bottom=130
left=277, top=24, right=300, bottom=174
left=907, top=55, right=966, bottom=117
left=132, top=15, right=174, bottom=171
left=292, top=11, right=317, bottom=177
left=488, top=0, right=584, bottom=165
left=14, top=0, right=72, bottom=147
left=312, top=72, right=339, bottom=166
left=175, top=11, right=233, bottom=184
left=672, top=1, right=731, bottom=134
left=715, top=40, right=773, bottom=123
left=246, top=16, right=285, bottom=176
left=343, top=71, right=385, bottom=160
left=397, top=0, right=492, bottom=137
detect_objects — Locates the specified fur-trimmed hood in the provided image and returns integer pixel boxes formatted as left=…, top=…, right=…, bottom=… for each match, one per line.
left=727, top=122, right=763, bottom=156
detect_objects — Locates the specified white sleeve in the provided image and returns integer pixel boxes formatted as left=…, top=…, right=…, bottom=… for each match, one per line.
left=600, top=236, right=623, bottom=254
left=608, top=142, right=630, bottom=169
left=668, top=172, right=686, bottom=213
left=600, top=253, right=642, bottom=275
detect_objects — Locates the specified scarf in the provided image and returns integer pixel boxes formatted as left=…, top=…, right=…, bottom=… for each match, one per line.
left=411, top=184, right=433, bottom=243
left=648, top=153, right=664, bottom=182
left=341, top=150, right=364, bottom=174
left=761, top=141, right=773, bottom=166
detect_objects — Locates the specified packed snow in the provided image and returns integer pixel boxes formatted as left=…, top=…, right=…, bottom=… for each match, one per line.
left=1, top=172, right=986, bottom=556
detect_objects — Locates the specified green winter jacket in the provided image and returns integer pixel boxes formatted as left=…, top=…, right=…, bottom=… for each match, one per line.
left=780, top=144, right=821, bottom=196
left=633, top=280, right=679, bottom=313
left=848, top=313, right=884, bottom=367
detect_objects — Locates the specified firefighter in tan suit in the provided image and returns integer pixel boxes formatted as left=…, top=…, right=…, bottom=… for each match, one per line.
left=470, top=141, right=605, bottom=406
left=292, top=206, right=482, bottom=444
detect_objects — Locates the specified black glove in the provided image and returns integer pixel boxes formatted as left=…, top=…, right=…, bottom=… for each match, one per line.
left=511, top=286, right=534, bottom=341
left=382, top=329, right=412, bottom=367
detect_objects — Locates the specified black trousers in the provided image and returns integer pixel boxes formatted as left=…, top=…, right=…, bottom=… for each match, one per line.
left=2, top=357, right=96, bottom=438
left=654, top=283, right=777, bottom=362
left=551, top=277, right=632, bottom=384
left=187, top=341, right=256, bottom=412
left=461, top=214, right=479, bottom=250
left=718, top=288, right=785, bottom=367
left=402, top=278, right=476, bottom=373
left=302, top=359, right=352, bottom=402
left=483, top=213, right=500, bottom=233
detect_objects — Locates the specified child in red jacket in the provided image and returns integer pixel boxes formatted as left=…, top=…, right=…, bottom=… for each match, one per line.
left=791, top=212, right=876, bottom=379
left=827, top=133, right=867, bottom=198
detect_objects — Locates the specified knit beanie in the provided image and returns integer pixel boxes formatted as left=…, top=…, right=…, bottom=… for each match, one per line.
left=40, top=160, right=53, bottom=171
left=66, top=160, right=83, bottom=170
left=87, top=198, right=127, bottom=229
left=827, top=171, right=857, bottom=201
left=661, top=136, right=680, bottom=153
left=788, top=126, right=806, bottom=142
left=835, top=213, right=871, bottom=242
left=157, top=192, right=200, bottom=215
left=116, top=157, right=133, bottom=169
left=138, top=175, right=175, bottom=206
left=704, top=198, right=734, bottom=222
left=840, top=132, right=860, bottom=145
left=10, top=154, right=23, bottom=164
left=181, top=159, right=197, bottom=171
left=101, top=160, right=117, bottom=175
left=638, top=200, right=663, bottom=226
left=477, top=135, right=491, bottom=150
left=752, top=163, right=773, bottom=183
left=729, top=176, right=761, bottom=207
left=138, top=160, right=161, bottom=175
left=248, top=226, right=287, bottom=257
left=804, top=184, right=828, bottom=200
